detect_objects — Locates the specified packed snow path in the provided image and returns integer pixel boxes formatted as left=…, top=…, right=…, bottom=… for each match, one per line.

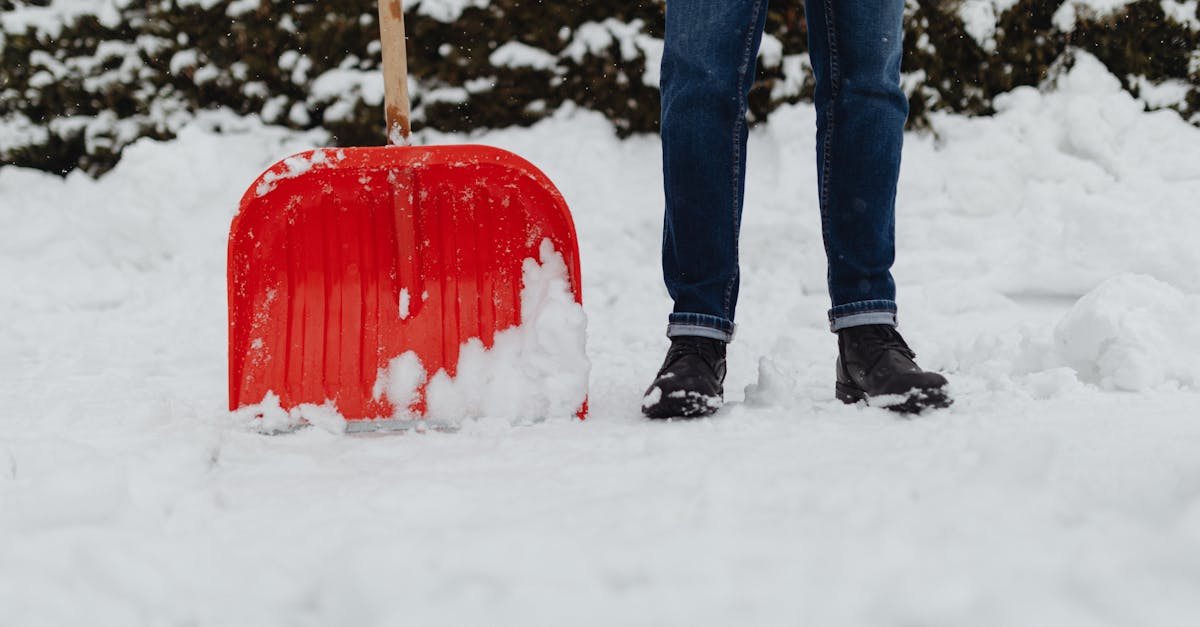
left=3, top=56, right=1200, bottom=625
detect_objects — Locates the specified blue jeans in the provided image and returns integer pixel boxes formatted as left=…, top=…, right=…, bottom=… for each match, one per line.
left=660, top=0, right=908, bottom=340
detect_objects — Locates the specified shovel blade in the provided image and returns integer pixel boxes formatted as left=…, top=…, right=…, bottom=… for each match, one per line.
left=228, top=145, right=582, bottom=421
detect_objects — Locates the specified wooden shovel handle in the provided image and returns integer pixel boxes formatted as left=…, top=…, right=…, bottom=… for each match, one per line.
left=378, top=0, right=411, bottom=145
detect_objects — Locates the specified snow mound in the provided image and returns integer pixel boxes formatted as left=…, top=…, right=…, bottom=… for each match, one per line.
left=1054, top=274, right=1200, bottom=391
left=904, top=52, right=1200, bottom=296
left=422, top=241, right=589, bottom=422
left=375, top=239, right=589, bottom=424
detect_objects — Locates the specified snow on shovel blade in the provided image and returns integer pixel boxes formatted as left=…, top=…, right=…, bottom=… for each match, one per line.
left=227, top=144, right=584, bottom=422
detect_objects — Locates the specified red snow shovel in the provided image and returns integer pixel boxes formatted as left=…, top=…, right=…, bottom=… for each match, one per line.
left=227, top=0, right=584, bottom=426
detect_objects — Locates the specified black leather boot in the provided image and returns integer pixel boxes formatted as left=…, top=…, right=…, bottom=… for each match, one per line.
left=642, top=336, right=727, bottom=419
left=836, top=325, right=951, bottom=413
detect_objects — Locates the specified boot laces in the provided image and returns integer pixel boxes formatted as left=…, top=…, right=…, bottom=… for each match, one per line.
left=859, top=326, right=916, bottom=361
left=665, top=337, right=723, bottom=369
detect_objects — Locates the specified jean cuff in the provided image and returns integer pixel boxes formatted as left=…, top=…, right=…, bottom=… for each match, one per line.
left=828, top=300, right=898, bottom=332
left=667, top=312, right=735, bottom=343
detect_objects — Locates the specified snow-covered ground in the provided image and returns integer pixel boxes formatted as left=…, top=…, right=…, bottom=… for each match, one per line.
left=3, top=53, right=1200, bottom=625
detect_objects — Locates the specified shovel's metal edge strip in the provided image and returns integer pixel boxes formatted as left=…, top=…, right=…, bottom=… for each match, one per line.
left=344, top=418, right=459, bottom=434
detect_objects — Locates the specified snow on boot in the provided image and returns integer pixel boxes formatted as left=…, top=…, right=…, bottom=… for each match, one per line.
left=835, top=324, right=951, bottom=413
left=642, top=336, right=727, bottom=419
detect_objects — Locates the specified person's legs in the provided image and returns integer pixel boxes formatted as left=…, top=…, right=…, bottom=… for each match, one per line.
left=806, top=0, right=950, bottom=410
left=804, top=0, right=908, bottom=331
left=644, top=0, right=769, bottom=418
left=660, top=0, right=770, bottom=342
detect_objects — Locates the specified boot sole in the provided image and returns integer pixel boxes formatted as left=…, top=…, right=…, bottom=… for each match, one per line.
left=836, top=381, right=952, bottom=414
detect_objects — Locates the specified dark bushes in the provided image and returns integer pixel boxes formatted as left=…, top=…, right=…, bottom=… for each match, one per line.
left=1, top=0, right=1197, bottom=176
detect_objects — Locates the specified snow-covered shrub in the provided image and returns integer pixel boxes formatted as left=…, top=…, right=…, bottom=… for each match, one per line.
left=1, top=0, right=1198, bottom=176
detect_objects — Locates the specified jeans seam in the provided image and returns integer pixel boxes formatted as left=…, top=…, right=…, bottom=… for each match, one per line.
left=723, top=0, right=766, bottom=321
left=819, top=0, right=840, bottom=295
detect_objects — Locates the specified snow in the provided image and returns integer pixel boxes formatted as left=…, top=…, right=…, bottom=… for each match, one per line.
left=757, top=34, right=784, bottom=69
left=225, top=0, right=260, bottom=18
left=1054, top=274, right=1200, bottom=391
left=3, top=52, right=1200, bottom=624
left=408, top=0, right=490, bottom=23
left=421, top=242, right=589, bottom=424
left=957, top=0, right=1021, bottom=50
left=168, top=49, right=201, bottom=76
left=0, top=0, right=124, bottom=38
left=1131, top=75, right=1194, bottom=109
left=364, top=241, right=589, bottom=428
left=373, top=353, right=426, bottom=419
left=398, top=287, right=412, bottom=320
left=286, top=101, right=311, bottom=126
left=0, top=113, right=50, bottom=153
left=252, top=147, right=345, bottom=197
left=232, top=392, right=346, bottom=435
left=488, top=41, right=559, bottom=72
left=1052, top=0, right=1139, bottom=31
left=310, top=67, right=386, bottom=107
left=562, top=19, right=662, bottom=87
left=175, top=0, right=224, bottom=10
left=772, top=53, right=814, bottom=101
left=1162, top=0, right=1200, bottom=30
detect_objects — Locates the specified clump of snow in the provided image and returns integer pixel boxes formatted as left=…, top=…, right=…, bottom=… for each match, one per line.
left=1131, top=75, right=1193, bottom=109
left=231, top=392, right=347, bottom=434
left=259, top=95, right=290, bottom=124
left=489, top=41, right=559, bottom=71
left=252, top=148, right=342, bottom=197
left=408, top=0, right=490, bottom=22
left=192, top=64, right=220, bottom=85
left=225, top=0, right=260, bottom=18
left=558, top=19, right=662, bottom=87
left=771, top=54, right=813, bottom=101
left=0, top=0, right=124, bottom=38
left=286, top=102, right=310, bottom=126
left=757, top=34, right=784, bottom=69
left=957, top=0, right=1021, bottom=51
left=398, top=288, right=412, bottom=320
left=387, top=122, right=409, bottom=147
left=638, top=37, right=664, bottom=88
left=0, top=114, right=51, bottom=153
left=277, top=50, right=313, bottom=85
left=169, top=49, right=201, bottom=76
left=175, top=0, right=224, bottom=10
left=372, top=239, right=589, bottom=423
left=1054, top=274, right=1200, bottom=391
left=1052, top=0, right=1139, bottom=32
left=372, top=352, right=426, bottom=417
left=564, top=20, right=655, bottom=63
left=641, top=386, right=662, bottom=408
left=419, top=86, right=471, bottom=105
left=1162, top=0, right=1200, bottom=31
left=309, top=66, right=385, bottom=109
